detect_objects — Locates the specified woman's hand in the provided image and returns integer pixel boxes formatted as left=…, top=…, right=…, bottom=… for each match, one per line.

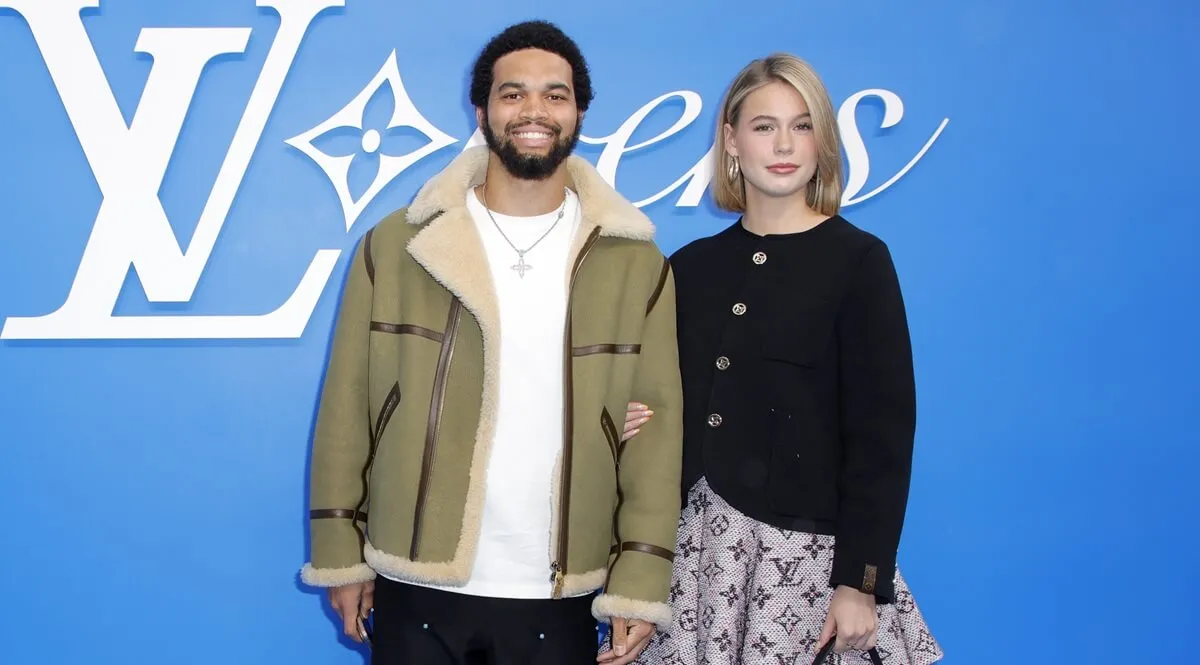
left=818, top=585, right=878, bottom=652
left=622, top=402, right=653, bottom=441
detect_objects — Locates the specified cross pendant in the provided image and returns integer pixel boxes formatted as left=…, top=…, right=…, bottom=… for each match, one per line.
left=511, top=253, right=531, bottom=278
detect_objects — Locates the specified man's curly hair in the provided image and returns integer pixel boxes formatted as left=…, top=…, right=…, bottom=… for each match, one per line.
left=469, top=20, right=594, bottom=112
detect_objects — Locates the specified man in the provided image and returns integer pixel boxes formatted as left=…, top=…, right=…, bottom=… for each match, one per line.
left=299, top=20, right=683, bottom=665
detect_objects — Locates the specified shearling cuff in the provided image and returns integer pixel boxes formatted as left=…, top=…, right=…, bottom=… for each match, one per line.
left=591, top=593, right=673, bottom=630
left=299, top=562, right=376, bottom=587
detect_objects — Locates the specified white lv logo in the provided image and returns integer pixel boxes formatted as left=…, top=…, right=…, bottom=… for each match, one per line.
left=0, top=0, right=344, bottom=339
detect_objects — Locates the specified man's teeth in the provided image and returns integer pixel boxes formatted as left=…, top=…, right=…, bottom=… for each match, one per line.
left=515, top=131, right=551, bottom=138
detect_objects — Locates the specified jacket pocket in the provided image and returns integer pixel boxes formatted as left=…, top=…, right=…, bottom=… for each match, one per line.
left=600, top=406, right=621, bottom=470
left=759, top=296, right=839, bottom=368
left=360, top=383, right=401, bottom=542
left=373, top=383, right=402, bottom=444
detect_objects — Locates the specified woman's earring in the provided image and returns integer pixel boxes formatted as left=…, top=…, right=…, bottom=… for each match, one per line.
left=727, top=155, right=740, bottom=181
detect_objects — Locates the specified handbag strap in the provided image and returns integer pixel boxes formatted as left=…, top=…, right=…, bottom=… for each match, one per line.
left=811, top=637, right=884, bottom=665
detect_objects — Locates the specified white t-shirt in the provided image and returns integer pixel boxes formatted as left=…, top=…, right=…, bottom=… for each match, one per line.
left=389, top=186, right=581, bottom=598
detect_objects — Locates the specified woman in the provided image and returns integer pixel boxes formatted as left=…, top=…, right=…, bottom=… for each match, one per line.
left=611, top=53, right=943, bottom=664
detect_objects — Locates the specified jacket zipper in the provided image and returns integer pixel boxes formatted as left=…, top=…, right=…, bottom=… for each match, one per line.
left=411, top=297, right=462, bottom=560
left=551, top=227, right=602, bottom=598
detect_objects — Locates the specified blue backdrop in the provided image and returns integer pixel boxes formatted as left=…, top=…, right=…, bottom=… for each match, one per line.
left=1, top=1, right=1196, bottom=663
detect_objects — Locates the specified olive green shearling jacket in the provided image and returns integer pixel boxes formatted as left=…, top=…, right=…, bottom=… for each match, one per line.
left=300, top=146, right=684, bottom=628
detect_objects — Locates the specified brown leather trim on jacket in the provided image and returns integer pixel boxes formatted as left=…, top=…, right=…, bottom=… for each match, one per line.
left=369, top=321, right=444, bottom=343
left=351, top=382, right=399, bottom=555
left=620, top=541, right=675, bottom=562
left=645, top=256, right=669, bottom=315
left=411, top=298, right=462, bottom=559
left=553, top=226, right=603, bottom=597
left=310, top=508, right=368, bottom=523
left=572, top=343, right=642, bottom=357
left=363, top=228, right=376, bottom=285
left=600, top=406, right=621, bottom=466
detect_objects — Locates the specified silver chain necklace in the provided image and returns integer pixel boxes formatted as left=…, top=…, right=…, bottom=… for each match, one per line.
left=479, top=185, right=568, bottom=278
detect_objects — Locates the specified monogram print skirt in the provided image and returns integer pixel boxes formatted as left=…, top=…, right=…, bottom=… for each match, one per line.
left=631, top=478, right=944, bottom=665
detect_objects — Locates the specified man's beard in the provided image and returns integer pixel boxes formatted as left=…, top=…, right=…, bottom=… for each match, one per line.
left=482, top=117, right=582, bottom=181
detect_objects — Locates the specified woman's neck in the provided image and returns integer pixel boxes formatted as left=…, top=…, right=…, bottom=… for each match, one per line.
left=741, top=187, right=829, bottom=236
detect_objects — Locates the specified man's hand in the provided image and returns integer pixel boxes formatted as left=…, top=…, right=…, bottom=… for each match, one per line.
left=817, top=585, right=878, bottom=653
left=597, top=617, right=655, bottom=664
left=328, top=581, right=374, bottom=643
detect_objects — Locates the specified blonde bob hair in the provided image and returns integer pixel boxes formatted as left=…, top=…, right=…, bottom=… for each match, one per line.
left=712, top=53, right=844, bottom=216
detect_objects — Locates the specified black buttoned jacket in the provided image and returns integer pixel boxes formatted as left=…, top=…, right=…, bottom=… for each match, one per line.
left=670, top=216, right=917, bottom=603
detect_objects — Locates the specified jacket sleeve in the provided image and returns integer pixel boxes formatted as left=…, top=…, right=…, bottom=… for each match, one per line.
left=591, top=257, right=684, bottom=630
left=299, top=231, right=378, bottom=588
left=829, top=240, right=917, bottom=603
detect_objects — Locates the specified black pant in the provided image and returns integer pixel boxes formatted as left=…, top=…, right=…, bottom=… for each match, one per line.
left=370, top=577, right=599, bottom=665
